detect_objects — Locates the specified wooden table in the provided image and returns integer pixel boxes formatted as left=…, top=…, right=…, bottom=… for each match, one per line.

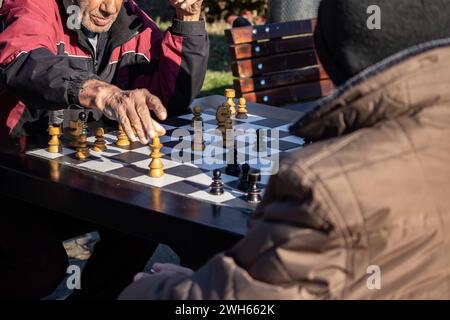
left=0, top=95, right=305, bottom=267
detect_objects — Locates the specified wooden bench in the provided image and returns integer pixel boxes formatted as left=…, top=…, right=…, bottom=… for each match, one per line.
left=225, top=19, right=334, bottom=107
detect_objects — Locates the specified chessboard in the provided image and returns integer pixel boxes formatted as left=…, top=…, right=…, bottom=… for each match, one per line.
left=26, top=107, right=305, bottom=211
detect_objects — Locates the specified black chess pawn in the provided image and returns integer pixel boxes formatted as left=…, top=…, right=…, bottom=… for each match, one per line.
left=191, top=105, right=203, bottom=128
left=79, top=111, right=88, bottom=135
left=210, top=169, right=224, bottom=195
left=238, top=163, right=251, bottom=191
left=246, top=170, right=262, bottom=204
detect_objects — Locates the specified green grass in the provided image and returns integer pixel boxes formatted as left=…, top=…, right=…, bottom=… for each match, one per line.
left=158, top=20, right=233, bottom=97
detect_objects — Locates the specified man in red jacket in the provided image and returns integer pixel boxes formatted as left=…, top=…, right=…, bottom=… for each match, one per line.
left=0, top=0, right=208, bottom=299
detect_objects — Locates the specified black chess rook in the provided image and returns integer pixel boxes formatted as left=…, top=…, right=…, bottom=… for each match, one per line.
left=247, top=170, right=262, bottom=204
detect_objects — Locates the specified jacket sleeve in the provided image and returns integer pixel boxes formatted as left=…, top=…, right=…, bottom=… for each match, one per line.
left=119, top=158, right=348, bottom=300
left=144, top=19, right=209, bottom=115
left=0, top=0, right=98, bottom=110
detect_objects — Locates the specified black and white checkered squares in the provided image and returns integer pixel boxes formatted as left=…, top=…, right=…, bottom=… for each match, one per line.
left=27, top=110, right=304, bottom=209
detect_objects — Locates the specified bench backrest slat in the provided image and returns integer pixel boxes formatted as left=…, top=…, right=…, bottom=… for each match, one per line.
left=225, top=20, right=317, bottom=45
left=229, top=35, right=315, bottom=61
left=236, top=65, right=329, bottom=94
left=232, top=50, right=320, bottom=78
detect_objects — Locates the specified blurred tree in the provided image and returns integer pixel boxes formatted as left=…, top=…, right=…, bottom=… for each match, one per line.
left=135, top=0, right=267, bottom=22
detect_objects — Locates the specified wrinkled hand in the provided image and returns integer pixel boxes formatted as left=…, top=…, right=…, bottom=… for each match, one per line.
left=79, top=80, right=167, bottom=144
left=169, top=0, right=203, bottom=21
left=133, top=263, right=194, bottom=282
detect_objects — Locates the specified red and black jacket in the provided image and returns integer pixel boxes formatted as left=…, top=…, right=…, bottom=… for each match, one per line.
left=0, top=0, right=209, bottom=138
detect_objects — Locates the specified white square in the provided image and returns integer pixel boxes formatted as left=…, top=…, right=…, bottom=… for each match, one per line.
left=78, top=157, right=125, bottom=172
left=87, top=133, right=117, bottom=144
left=202, top=123, right=217, bottom=131
left=233, top=114, right=264, bottom=123
left=133, top=145, right=151, bottom=155
left=194, top=161, right=226, bottom=171
left=27, top=147, right=75, bottom=159
left=280, top=135, right=305, bottom=145
left=178, top=113, right=215, bottom=122
left=186, top=172, right=238, bottom=186
left=132, top=158, right=181, bottom=170
left=189, top=189, right=236, bottom=203
left=132, top=174, right=184, bottom=188
left=93, top=145, right=131, bottom=158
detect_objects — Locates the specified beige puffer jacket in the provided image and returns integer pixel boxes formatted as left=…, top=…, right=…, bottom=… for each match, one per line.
left=120, top=41, right=450, bottom=300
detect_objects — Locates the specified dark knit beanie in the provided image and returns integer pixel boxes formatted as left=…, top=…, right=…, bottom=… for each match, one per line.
left=314, top=0, right=450, bottom=85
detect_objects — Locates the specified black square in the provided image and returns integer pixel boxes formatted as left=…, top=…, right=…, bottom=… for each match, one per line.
left=114, top=140, right=145, bottom=151
left=252, top=118, right=289, bottom=128
left=109, top=151, right=149, bottom=164
left=164, top=165, right=206, bottom=178
left=163, top=117, right=191, bottom=127
left=107, top=165, right=147, bottom=179
left=59, top=152, right=101, bottom=165
left=222, top=196, right=257, bottom=210
left=165, top=128, right=193, bottom=139
left=275, top=140, right=304, bottom=152
left=164, top=180, right=204, bottom=194
left=164, top=138, right=191, bottom=149
left=94, top=134, right=116, bottom=145
left=203, top=108, right=217, bottom=116
left=98, top=147, right=124, bottom=157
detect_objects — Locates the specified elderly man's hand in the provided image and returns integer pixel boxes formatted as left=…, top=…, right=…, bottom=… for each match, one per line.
left=79, top=79, right=167, bottom=144
left=170, top=0, right=203, bottom=21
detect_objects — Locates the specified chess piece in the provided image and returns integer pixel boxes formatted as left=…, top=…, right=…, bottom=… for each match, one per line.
left=225, top=89, right=237, bottom=115
left=237, top=163, right=251, bottom=191
left=225, top=147, right=241, bottom=177
left=48, top=124, right=61, bottom=153
left=149, top=135, right=164, bottom=178
left=216, top=103, right=232, bottom=128
left=191, top=106, right=203, bottom=127
left=210, top=169, right=224, bottom=195
left=247, top=170, right=262, bottom=204
left=236, top=97, right=248, bottom=120
left=216, top=103, right=233, bottom=148
left=68, top=118, right=82, bottom=148
left=79, top=111, right=88, bottom=135
left=116, top=124, right=130, bottom=147
left=92, top=127, right=107, bottom=152
left=76, top=134, right=89, bottom=160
